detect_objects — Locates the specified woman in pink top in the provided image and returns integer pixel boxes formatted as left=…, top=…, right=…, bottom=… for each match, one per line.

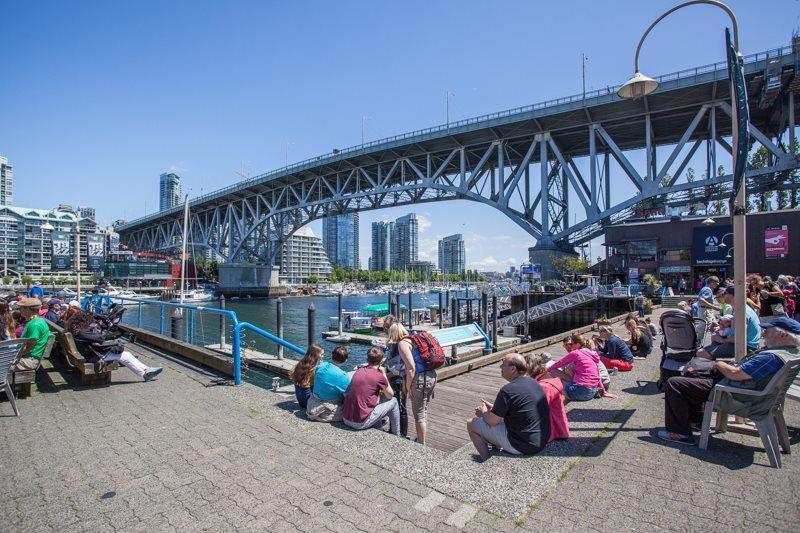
left=525, top=353, right=569, bottom=441
left=547, top=333, right=605, bottom=402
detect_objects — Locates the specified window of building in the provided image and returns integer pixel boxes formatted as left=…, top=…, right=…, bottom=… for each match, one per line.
left=659, top=249, right=691, bottom=262
left=628, top=240, right=657, bottom=262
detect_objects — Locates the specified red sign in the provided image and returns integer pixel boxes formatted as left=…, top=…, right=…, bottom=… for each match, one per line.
left=765, top=226, right=789, bottom=258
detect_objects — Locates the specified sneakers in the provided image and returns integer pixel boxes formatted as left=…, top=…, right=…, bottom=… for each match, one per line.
left=657, top=430, right=696, bottom=446
left=143, top=367, right=163, bottom=382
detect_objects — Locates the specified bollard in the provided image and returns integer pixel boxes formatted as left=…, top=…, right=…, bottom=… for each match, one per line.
left=480, top=292, right=488, bottom=332
left=170, top=308, right=183, bottom=340
left=444, top=289, right=450, bottom=324
left=219, top=294, right=227, bottom=349
left=438, top=291, right=443, bottom=329
left=387, top=292, right=392, bottom=315
left=137, top=301, right=142, bottom=328
left=451, top=297, right=458, bottom=327
left=338, top=292, right=344, bottom=335
left=407, top=291, right=413, bottom=327
left=160, top=306, right=165, bottom=335
left=491, top=295, right=498, bottom=352
left=308, top=303, right=316, bottom=345
left=524, top=292, right=531, bottom=342
left=390, top=294, right=398, bottom=319
left=276, top=298, right=284, bottom=360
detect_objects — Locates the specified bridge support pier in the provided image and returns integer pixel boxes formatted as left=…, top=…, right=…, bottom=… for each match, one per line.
left=528, top=243, right=579, bottom=282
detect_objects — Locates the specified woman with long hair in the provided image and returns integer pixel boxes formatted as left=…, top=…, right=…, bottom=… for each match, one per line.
left=525, top=352, right=569, bottom=441
left=624, top=318, right=651, bottom=358
left=0, top=300, right=15, bottom=340
left=66, top=310, right=162, bottom=381
left=290, top=343, right=324, bottom=409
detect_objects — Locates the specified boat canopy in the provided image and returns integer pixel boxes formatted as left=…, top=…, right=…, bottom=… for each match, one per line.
left=361, top=302, right=407, bottom=313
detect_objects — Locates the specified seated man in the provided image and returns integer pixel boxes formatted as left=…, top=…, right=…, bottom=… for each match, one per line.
left=13, top=298, right=52, bottom=371
left=658, top=316, right=800, bottom=445
left=307, top=346, right=351, bottom=422
left=596, top=325, right=634, bottom=372
left=697, top=287, right=761, bottom=360
left=44, top=299, right=62, bottom=323
left=342, top=347, right=400, bottom=436
left=467, top=353, right=550, bottom=461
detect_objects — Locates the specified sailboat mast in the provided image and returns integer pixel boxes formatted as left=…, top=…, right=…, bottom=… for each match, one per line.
left=179, top=195, right=189, bottom=305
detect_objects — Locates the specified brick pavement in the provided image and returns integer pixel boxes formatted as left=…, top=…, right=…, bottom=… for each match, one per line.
left=1, top=311, right=799, bottom=531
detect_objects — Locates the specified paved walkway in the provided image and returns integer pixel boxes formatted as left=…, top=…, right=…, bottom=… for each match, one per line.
left=2, top=310, right=799, bottom=531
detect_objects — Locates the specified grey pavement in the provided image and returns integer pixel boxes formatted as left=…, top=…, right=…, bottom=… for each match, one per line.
left=2, top=313, right=799, bottom=531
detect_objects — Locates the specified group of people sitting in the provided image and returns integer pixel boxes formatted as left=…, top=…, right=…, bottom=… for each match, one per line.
left=1, top=295, right=162, bottom=382
left=658, top=278, right=800, bottom=445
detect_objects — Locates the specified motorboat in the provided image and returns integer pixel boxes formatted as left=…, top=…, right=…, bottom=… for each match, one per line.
left=328, top=312, right=373, bottom=335
left=326, top=334, right=352, bottom=344
left=173, top=289, right=216, bottom=302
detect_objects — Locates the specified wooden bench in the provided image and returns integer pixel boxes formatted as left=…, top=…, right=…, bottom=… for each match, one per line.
left=46, top=320, right=120, bottom=386
left=10, top=333, right=56, bottom=398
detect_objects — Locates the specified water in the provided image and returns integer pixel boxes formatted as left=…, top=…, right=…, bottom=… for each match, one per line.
left=120, top=290, right=469, bottom=373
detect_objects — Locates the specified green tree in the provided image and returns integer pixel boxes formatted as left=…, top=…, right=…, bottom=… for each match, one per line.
left=307, top=274, right=318, bottom=285
left=550, top=256, right=589, bottom=279
left=57, top=276, right=69, bottom=285
left=2, top=275, right=11, bottom=285
left=21, top=275, right=34, bottom=289
left=748, top=146, right=773, bottom=212
left=685, top=168, right=699, bottom=215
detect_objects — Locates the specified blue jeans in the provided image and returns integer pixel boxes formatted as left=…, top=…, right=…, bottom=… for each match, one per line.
left=295, top=385, right=312, bottom=409
left=344, top=397, right=401, bottom=436
left=563, top=382, right=598, bottom=402
left=636, top=305, right=645, bottom=318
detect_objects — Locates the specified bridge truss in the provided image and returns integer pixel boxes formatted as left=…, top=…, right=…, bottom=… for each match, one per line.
left=120, top=45, right=800, bottom=270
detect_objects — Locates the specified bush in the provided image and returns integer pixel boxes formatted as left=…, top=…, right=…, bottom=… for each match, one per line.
left=643, top=297, right=654, bottom=314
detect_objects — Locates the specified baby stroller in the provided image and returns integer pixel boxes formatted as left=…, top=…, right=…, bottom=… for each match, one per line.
left=656, top=309, right=707, bottom=391
left=93, top=303, right=134, bottom=343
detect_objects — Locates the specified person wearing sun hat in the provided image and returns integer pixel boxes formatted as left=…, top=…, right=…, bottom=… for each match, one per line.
left=657, top=315, right=800, bottom=446
left=13, top=298, right=52, bottom=371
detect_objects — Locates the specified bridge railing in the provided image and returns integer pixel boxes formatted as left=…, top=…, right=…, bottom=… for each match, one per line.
left=119, top=44, right=793, bottom=230
left=82, top=294, right=302, bottom=386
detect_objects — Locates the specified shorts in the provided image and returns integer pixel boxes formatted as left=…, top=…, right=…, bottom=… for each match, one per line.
left=410, top=370, right=436, bottom=422
left=470, top=417, right=520, bottom=454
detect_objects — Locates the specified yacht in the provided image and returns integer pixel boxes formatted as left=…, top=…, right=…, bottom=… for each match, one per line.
left=173, top=289, right=216, bottom=302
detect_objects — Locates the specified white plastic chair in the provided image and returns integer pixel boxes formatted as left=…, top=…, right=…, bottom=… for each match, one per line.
left=1, top=338, right=35, bottom=417
left=699, top=358, right=800, bottom=468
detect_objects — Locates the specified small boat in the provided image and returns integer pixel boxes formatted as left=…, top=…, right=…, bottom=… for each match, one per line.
left=326, top=334, right=352, bottom=344
left=329, top=312, right=373, bottom=335
left=173, top=289, right=216, bottom=302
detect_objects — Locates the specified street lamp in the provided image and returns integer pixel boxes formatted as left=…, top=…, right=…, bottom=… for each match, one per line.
left=41, top=221, right=54, bottom=281
left=619, top=0, right=749, bottom=362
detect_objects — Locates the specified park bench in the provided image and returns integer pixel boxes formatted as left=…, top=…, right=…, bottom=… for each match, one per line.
left=10, top=333, right=56, bottom=398
left=46, top=320, right=120, bottom=386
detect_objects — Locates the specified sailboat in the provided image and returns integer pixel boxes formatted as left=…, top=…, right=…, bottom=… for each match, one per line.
left=172, top=196, right=215, bottom=303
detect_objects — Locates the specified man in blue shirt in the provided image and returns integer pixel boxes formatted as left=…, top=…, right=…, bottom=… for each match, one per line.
left=596, top=325, right=635, bottom=372
left=697, top=286, right=761, bottom=360
left=658, top=316, right=800, bottom=445
left=696, top=276, right=721, bottom=313
left=306, top=346, right=351, bottom=422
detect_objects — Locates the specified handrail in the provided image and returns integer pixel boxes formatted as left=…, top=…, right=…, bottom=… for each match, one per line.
left=119, top=43, right=793, bottom=230
left=234, top=322, right=305, bottom=386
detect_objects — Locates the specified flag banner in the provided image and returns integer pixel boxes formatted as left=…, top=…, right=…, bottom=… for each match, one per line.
left=51, top=231, right=72, bottom=271
left=726, top=28, right=749, bottom=206
left=87, top=233, right=105, bottom=271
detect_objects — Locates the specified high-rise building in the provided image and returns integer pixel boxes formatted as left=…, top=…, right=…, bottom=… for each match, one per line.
left=77, top=206, right=96, bottom=220
left=370, top=221, right=393, bottom=271
left=0, top=155, right=13, bottom=206
left=322, top=213, right=359, bottom=269
left=438, top=233, right=466, bottom=275
left=278, top=226, right=332, bottom=284
left=391, top=213, right=418, bottom=271
left=159, top=172, right=181, bottom=211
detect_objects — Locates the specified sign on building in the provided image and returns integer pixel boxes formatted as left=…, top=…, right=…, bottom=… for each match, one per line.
left=692, top=224, right=733, bottom=266
left=87, top=234, right=105, bottom=271
left=764, top=226, right=789, bottom=259
left=51, top=231, right=72, bottom=271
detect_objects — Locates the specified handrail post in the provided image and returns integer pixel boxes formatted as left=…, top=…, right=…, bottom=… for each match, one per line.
left=524, top=292, right=531, bottom=342
left=232, top=323, right=242, bottom=386
left=407, top=291, right=413, bottom=327
left=276, top=298, right=284, bottom=360
left=137, top=302, right=142, bottom=329
left=307, top=303, right=316, bottom=345
left=159, top=306, right=164, bottom=335
left=219, top=294, right=226, bottom=350
left=491, top=295, right=498, bottom=352
left=188, top=309, right=195, bottom=345
left=438, top=291, right=443, bottom=329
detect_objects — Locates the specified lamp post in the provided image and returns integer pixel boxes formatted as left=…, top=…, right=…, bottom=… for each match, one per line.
left=618, top=0, right=748, bottom=361
left=41, top=221, right=54, bottom=281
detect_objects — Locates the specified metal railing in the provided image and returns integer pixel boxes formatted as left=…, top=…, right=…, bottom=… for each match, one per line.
left=120, top=44, right=793, bottom=230
left=81, top=294, right=303, bottom=386
left=496, top=286, right=600, bottom=328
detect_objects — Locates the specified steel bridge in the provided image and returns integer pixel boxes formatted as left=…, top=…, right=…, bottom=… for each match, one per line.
left=118, top=43, right=800, bottom=271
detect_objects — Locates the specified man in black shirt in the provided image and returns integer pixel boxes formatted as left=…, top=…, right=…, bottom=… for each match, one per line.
left=467, top=353, right=550, bottom=461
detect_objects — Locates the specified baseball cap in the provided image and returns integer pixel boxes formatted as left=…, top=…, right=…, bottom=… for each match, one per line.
left=48, top=298, right=62, bottom=307
left=760, top=317, right=800, bottom=335
left=68, top=300, right=81, bottom=308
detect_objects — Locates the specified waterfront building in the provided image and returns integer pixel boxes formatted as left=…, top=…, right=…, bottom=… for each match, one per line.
left=391, top=213, right=418, bottom=271
left=278, top=226, right=332, bottom=284
left=159, top=172, right=181, bottom=211
left=322, top=213, right=359, bottom=269
left=0, top=204, right=104, bottom=278
left=438, top=233, right=465, bottom=275
left=370, top=221, right=393, bottom=271
left=0, top=155, right=12, bottom=206
left=78, top=206, right=96, bottom=221
left=408, top=260, right=436, bottom=276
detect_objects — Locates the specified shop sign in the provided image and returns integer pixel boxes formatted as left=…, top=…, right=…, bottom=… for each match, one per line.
left=659, top=266, right=691, bottom=273
left=692, top=224, right=732, bottom=266
left=765, top=226, right=789, bottom=259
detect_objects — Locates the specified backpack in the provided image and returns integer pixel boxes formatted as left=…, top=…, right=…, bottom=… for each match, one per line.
left=408, top=331, right=445, bottom=372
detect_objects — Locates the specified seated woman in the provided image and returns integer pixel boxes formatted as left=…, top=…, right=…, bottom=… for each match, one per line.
left=306, top=346, right=351, bottom=422
left=596, top=325, right=635, bottom=372
left=547, top=333, right=606, bottom=401
left=525, top=352, right=569, bottom=441
left=341, top=347, right=400, bottom=436
left=624, top=318, right=652, bottom=358
left=554, top=336, right=611, bottom=391
left=66, top=310, right=163, bottom=381
left=289, top=344, right=323, bottom=409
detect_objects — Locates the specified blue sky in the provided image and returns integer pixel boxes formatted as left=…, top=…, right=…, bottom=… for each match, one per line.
left=3, top=1, right=799, bottom=270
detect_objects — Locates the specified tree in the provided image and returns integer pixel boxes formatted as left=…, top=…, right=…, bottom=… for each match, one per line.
left=748, top=146, right=773, bottom=212
left=685, top=168, right=699, bottom=215
left=710, top=165, right=728, bottom=215
left=550, top=256, right=589, bottom=280
left=2, top=275, right=11, bottom=285
left=21, top=275, right=34, bottom=289
left=307, top=274, right=318, bottom=285
left=57, top=276, right=69, bottom=285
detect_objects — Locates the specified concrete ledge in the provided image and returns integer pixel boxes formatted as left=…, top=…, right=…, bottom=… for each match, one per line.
left=120, top=325, right=234, bottom=376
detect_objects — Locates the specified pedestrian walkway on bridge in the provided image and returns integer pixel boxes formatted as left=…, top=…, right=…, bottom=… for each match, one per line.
left=2, top=308, right=798, bottom=531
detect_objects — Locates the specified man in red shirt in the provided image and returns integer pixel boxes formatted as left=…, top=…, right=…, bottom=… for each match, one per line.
left=342, top=348, right=401, bottom=436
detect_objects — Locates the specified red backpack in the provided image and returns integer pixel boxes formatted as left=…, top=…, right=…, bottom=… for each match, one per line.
left=408, top=331, right=446, bottom=372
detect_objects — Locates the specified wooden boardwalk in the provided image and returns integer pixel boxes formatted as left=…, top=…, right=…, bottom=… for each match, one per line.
left=410, top=310, right=664, bottom=453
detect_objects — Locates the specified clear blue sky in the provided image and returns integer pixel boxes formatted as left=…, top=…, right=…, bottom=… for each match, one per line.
left=3, top=1, right=798, bottom=270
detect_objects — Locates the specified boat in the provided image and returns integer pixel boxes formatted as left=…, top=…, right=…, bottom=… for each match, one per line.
left=326, top=334, right=352, bottom=343
left=328, top=311, right=373, bottom=335
left=173, top=289, right=216, bottom=302
left=114, top=289, right=158, bottom=301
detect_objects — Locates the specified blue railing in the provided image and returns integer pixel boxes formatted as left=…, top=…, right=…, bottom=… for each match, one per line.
left=234, top=322, right=306, bottom=383
left=119, top=44, right=793, bottom=231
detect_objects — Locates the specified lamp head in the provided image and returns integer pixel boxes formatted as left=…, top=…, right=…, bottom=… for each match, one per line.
left=618, top=71, right=659, bottom=99
left=701, top=217, right=716, bottom=226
